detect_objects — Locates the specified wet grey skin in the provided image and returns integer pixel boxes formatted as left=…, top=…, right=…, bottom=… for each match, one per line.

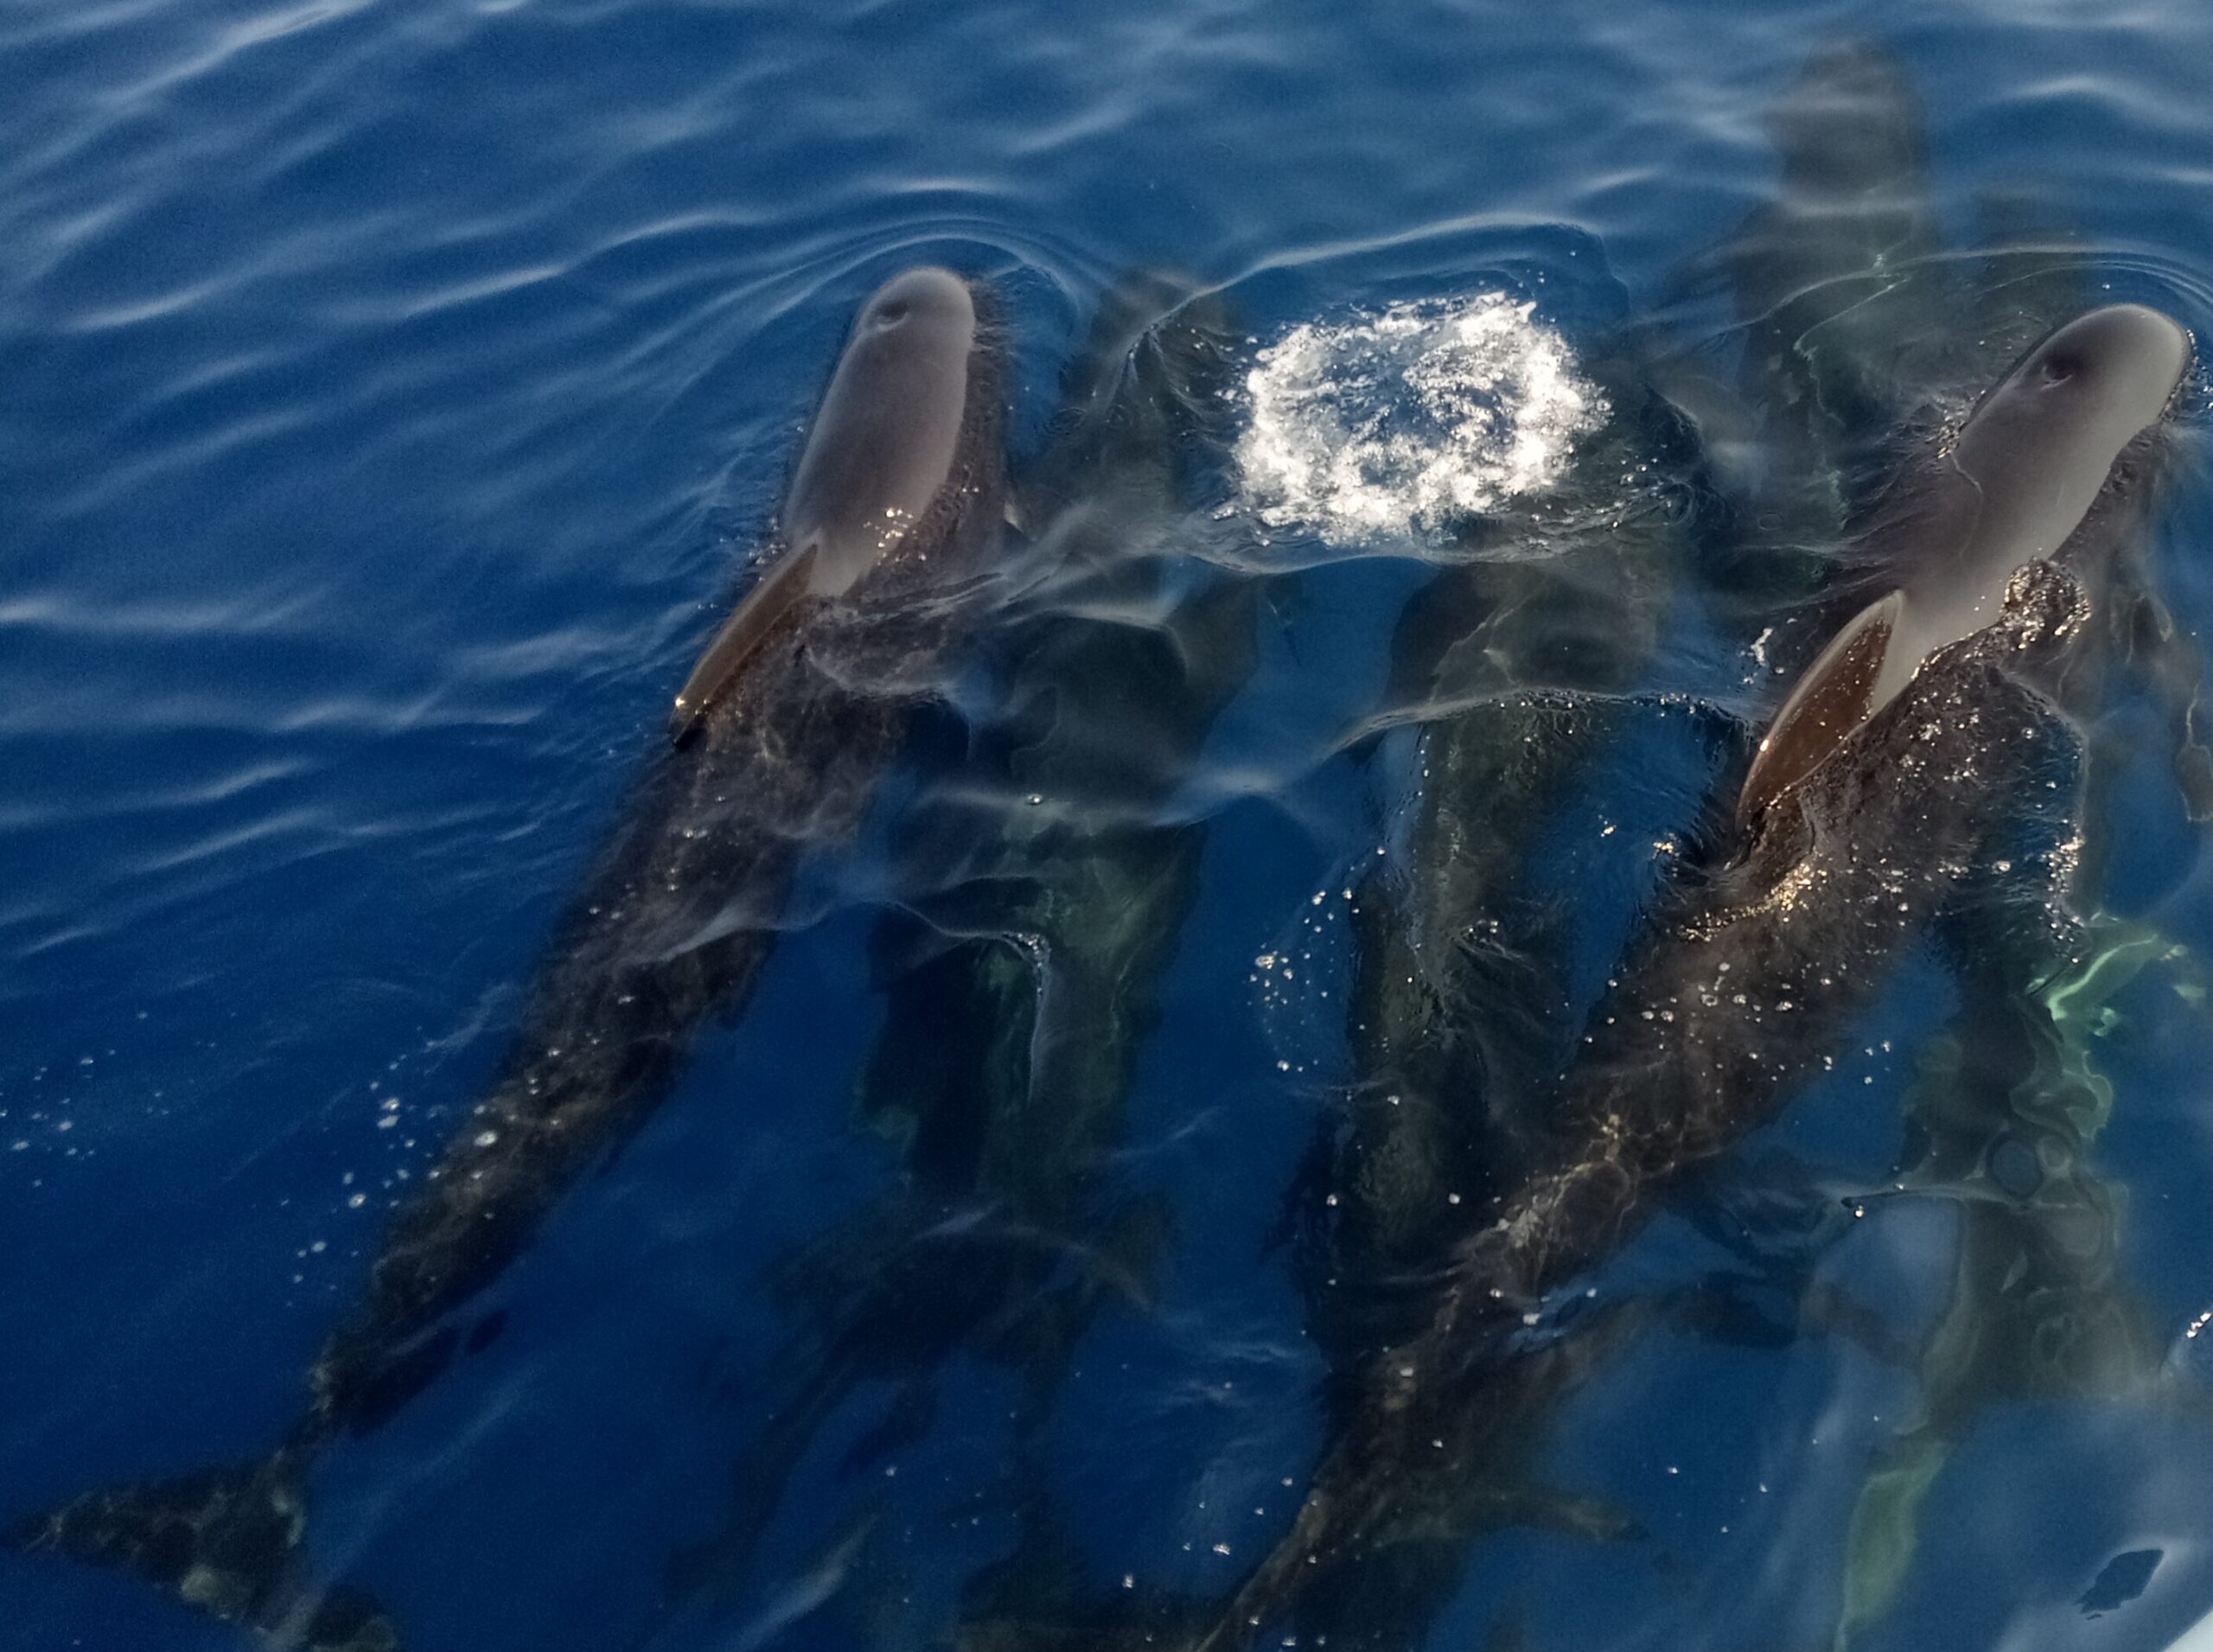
left=1256, top=359, right=1731, bottom=1652
left=955, top=332, right=1713, bottom=1652
left=670, top=266, right=988, bottom=738
left=1679, top=41, right=2080, bottom=697
left=658, top=274, right=1265, bottom=1619
left=1178, top=305, right=2192, bottom=1652
left=1709, top=39, right=2213, bottom=886
left=1821, top=282, right=2204, bottom=1640
left=1738, top=304, right=2192, bottom=815
left=9, top=267, right=1011, bottom=1652
left=1697, top=47, right=2210, bottom=769
left=1720, top=155, right=2213, bottom=1636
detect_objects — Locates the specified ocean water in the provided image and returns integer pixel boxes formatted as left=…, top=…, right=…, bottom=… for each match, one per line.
left=9, top=0, right=2213, bottom=1649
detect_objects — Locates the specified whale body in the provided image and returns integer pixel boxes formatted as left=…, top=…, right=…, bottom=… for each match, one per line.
left=11, top=266, right=1011, bottom=1652
left=1181, top=304, right=2193, bottom=1652
left=663, top=273, right=1261, bottom=1618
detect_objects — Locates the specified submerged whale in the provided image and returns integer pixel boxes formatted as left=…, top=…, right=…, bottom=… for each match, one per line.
left=662, top=273, right=1260, bottom=1617
left=1171, top=305, right=2194, bottom=1651
left=1722, top=38, right=1956, bottom=509
left=1283, top=352, right=1709, bottom=1380
left=11, top=266, right=1011, bottom=1651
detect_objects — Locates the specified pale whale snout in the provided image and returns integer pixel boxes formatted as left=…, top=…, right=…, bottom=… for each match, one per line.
left=1739, top=303, right=2192, bottom=821
left=672, top=266, right=985, bottom=740
left=781, top=265, right=980, bottom=593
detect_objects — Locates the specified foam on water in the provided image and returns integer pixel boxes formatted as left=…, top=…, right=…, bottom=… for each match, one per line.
left=1234, top=292, right=1607, bottom=545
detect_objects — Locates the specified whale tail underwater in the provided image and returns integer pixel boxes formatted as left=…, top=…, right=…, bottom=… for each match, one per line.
left=8, top=266, right=1013, bottom=1651
left=8, top=1439, right=371, bottom=1649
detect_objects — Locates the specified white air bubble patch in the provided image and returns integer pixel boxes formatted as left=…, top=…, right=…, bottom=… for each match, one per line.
left=1235, top=293, right=1605, bottom=545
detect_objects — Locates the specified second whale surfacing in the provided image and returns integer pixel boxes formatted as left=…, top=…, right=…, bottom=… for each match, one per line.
left=9, top=267, right=1011, bottom=1651
left=1165, top=305, right=2194, bottom=1652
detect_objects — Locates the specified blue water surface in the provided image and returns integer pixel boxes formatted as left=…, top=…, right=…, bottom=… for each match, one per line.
left=9, top=1, right=2213, bottom=1649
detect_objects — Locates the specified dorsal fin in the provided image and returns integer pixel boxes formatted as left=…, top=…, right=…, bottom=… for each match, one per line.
left=1738, top=590, right=1902, bottom=821
left=668, top=542, right=820, bottom=744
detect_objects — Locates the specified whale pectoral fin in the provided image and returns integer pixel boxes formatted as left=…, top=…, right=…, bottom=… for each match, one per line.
left=1262, top=1107, right=1349, bottom=1261
left=1668, top=1271, right=1915, bottom=1368
left=1738, top=590, right=1902, bottom=823
left=670, top=541, right=820, bottom=743
left=665, top=1349, right=862, bottom=1609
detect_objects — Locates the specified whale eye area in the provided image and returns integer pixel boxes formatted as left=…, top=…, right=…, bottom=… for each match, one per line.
left=2041, top=352, right=2081, bottom=386
left=873, top=301, right=910, bottom=328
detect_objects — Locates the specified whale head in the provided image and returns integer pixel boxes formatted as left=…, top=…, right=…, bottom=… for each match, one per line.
left=784, top=266, right=981, bottom=598
left=668, top=267, right=990, bottom=741
left=1947, top=302, right=2191, bottom=527
left=1738, top=303, right=2192, bottom=822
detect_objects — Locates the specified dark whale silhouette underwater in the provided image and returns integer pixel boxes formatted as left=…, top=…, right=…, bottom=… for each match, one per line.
left=12, top=151, right=2210, bottom=1652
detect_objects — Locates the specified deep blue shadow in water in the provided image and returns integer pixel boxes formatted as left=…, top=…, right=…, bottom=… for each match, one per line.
left=10, top=2, right=2213, bottom=1649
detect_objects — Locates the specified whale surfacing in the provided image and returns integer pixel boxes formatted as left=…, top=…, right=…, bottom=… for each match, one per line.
left=1176, top=305, right=2192, bottom=1652
left=10, top=267, right=1011, bottom=1652
left=673, top=267, right=986, bottom=738
left=1742, top=304, right=2191, bottom=819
